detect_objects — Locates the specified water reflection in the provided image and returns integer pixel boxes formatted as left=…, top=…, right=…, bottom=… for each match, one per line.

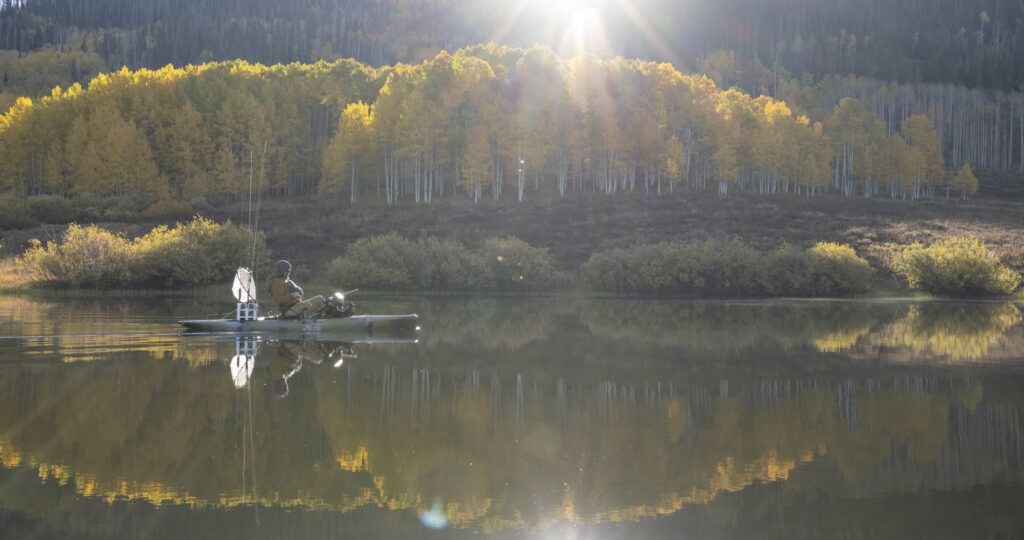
left=266, top=340, right=354, bottom=398
left=871, top=302, right=1023, bottom=360
left=0, top=295, right=1022, bottom=538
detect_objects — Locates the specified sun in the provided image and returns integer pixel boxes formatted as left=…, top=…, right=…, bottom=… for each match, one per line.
left=529, top=0, right=613, bottom=58
left=547, top=0, right=607, bottom=14
left=489, top=0, right=676, bottom=63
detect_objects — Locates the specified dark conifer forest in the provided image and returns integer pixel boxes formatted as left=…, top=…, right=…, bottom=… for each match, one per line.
left=3, top=0, right=1023, bottom=90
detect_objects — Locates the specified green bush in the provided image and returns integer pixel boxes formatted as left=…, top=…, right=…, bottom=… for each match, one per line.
left=805, top=242, right=873, bottom=295
left=100, top=197, right=142, bottom=221
left=16, top=217, right=266, bottom=289
left=582, top=241, right=765, bottom=296
left=0, top=195, right=37, bottom=229
left=28, top=195, right=82, bottom=223
left=328, top=232, right=422, bottom=290
left=890, top=237, right=1020, bottom=296
left=132, top=216, right=266, bottom=287
left=63, top=195, right=143, bottom=222
left=327, top=233, right=559, bottom=292
left=761, top=244, right=815, bottom=295
left=419, top=236, right=486, bottom=291
left=478, top=237, right=558, bottom=291
left=583, top=241, right=873, bottom=297
left=141, top=199, right=195, bottom=220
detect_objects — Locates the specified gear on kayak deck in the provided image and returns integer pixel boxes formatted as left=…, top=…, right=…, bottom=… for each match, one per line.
left=322, top=294, right=355, bottom=318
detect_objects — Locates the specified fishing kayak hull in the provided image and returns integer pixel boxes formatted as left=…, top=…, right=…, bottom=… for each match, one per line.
left=179, top=314, right=419, bottom=336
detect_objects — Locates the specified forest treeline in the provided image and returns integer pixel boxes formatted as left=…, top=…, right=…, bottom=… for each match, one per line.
left=1, top=0, right=1022, bottom=92
left=3, top=45, right=1017, bottom=207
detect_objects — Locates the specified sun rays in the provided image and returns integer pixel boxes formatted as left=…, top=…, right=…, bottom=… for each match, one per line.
left=486, top=0, right=677, bottom=62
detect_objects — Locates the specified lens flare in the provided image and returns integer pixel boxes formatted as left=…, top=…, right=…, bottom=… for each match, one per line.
left=419, top=499, right=449, bottom=530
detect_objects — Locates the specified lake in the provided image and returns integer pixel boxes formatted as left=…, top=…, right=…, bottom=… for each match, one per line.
left=0, top=294, right=1022, bottom=539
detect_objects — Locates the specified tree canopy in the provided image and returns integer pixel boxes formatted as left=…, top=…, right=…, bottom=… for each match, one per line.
left=1, top=46, right=997, bottom=206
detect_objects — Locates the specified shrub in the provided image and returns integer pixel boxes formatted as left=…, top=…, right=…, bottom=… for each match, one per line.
left=478, top=237, right=558, bottom=291
left=98, top=197, right=141, bottom=221
left=696, top=241, right=762, bottom=295
left=582, top=241, right=764, bottom=296
left=328, top=233, right=559, bottom=292
left=419, top=236, right=486, bottom=291
left=760, top=244, right=815, bottom=295
left=17, top=224, right=131, bottom=288
left=805, top=242, right=873, bottom=295
left=28, top=195, right=81, bottom=224
left=16, top=218, right=266, bottom=289
left=328, top=232, right=421, bottom=290
left=66, top=195, right=141, bottom=222
left=890, top=237, right=1020, bottom=296
left=131, top=216, right=265, bottom=287
left=141, top=199, right=194, bottom=220
left=0, top=195, right=37, bottom=229
left=583, top=241, right=872, bottom=297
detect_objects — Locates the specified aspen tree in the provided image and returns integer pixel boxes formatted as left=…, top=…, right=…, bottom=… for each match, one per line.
left=459, top=121, right=490, bottom=203
left=210, top=142, right=243, bottom=198
left=167, top=101, right=212, bottom=199
left=323, top=101, right=372, bottom=203
left=950, top=164, right=978, bottom=199
left=903, top=114, right=944, bottom=196
left=0, top=96, right=33, bottom=193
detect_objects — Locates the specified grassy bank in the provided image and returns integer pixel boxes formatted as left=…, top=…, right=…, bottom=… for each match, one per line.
left=217, top=189, right=1024, bottom=286
left=2, top=188, right=1024, bottom=297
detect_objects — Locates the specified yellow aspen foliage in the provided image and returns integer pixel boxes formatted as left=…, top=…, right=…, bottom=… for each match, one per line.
left=168, top=101, right=213, bottom=199
left=903, top=114, right=944, bottom=191
left=322, top=101, right=372, bottom=201
left=662, top=135, right=686, bottom=183
left=65, top=101, right=164, bottom=200
left=949, top=164, right=978, bottom=199
left=210, top=143, right=244, bottom=198
left=459, top=122, right=492, bottom=202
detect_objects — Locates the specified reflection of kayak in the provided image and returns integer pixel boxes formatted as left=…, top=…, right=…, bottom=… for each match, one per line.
left=179, top=314, right=420, bottom=335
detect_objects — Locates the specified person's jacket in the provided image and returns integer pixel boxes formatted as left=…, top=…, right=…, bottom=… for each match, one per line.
left=268, top=275, right=300, bottom=308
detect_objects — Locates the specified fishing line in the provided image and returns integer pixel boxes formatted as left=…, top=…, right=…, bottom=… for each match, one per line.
left=247, top=139, right=268, bottom=294
left=239, top=149, right=255, bottom=274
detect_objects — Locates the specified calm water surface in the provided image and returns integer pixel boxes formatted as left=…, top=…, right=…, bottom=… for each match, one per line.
left=0, top=294, right=1023, bottom=539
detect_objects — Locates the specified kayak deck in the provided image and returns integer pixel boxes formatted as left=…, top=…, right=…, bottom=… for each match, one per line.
left=179, top=314, right=419, bottom=336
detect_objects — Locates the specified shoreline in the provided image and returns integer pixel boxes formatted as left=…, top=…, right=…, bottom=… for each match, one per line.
left=2, top=191, right=1023, bottom=300
left=2, top=283, right=1020, bottom=303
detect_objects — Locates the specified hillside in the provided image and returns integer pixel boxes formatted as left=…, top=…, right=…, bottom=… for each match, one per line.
left=2, top=0, right=1021, bottom=91
left=116, top=183, right=1024, bottom=282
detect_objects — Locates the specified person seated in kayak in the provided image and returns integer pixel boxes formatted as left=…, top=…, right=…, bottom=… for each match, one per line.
left=267, top=260, right=325, bottom=319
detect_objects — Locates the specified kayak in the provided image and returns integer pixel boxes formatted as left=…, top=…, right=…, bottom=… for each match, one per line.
left=181, top=267, right=419, bottom=337
left=179, top=313, right=420, bottom=336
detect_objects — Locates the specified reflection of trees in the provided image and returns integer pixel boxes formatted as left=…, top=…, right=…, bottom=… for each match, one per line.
left=579, top=299, right=880, bottom=354
left=873, top=302, right=1022, bottom=360
left=575, top=299, right=1024, bottom=362
left=6, top=296, right=1022, bottom=365
left=1, top=338, right=1021, bottom=534
left=417, top=297, right=570, bottom=352
left=0, top=295, right=221, bottom=364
